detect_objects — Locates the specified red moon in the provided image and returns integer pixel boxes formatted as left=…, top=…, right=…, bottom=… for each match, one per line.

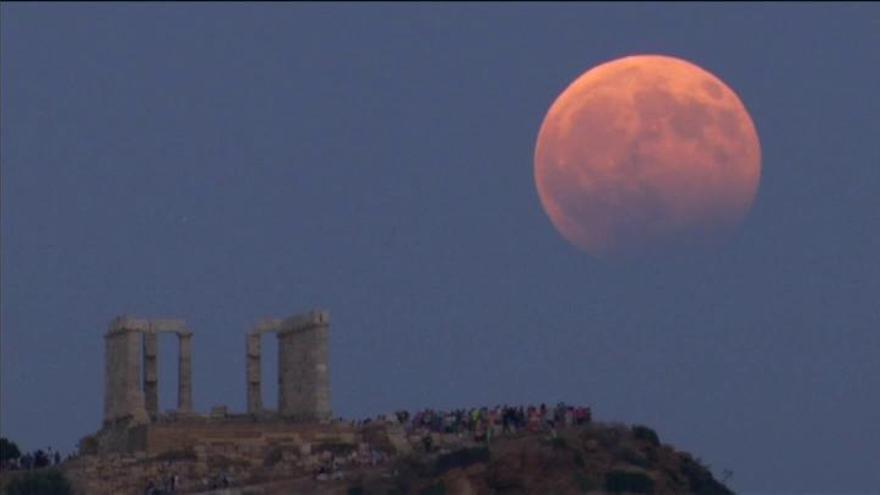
left=534, top=55, right=761, bottom=259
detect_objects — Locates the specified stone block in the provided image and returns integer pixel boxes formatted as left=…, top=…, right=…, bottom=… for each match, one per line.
left=109, top=316, right=150, bottom=333
left=279, top=310, right=329, bottom=333
left=149, top=319, right=187, bottom=333
left=252, top=318, right=282, bottom=334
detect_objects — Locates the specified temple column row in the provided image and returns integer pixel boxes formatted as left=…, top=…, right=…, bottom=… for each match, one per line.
left=142, top=330, right=193, bottom=417
left=246, top=311, right=330, bottom=421
left=105, top=310, right=331, bottom=424
left=104, top=317, right=192, bottom=424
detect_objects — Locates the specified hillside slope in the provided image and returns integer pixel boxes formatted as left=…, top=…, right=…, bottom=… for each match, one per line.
left=0, top=419, right=733, bottom=494
left=339, top=422, right=733, bottom=495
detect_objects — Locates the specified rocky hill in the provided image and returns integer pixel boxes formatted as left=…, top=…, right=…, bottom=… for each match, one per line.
left=0, top=419, right=736, bottom=495
left=351, top=422, right=734, bottom=495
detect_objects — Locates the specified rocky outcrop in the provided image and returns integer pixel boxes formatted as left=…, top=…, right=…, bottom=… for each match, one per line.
left=348, top=422, right=734, bottom=494
left=59, top=421, right=732, bottom=494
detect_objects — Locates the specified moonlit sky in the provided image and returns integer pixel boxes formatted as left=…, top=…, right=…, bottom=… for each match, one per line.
left=2, top=4, right=878, bottom=493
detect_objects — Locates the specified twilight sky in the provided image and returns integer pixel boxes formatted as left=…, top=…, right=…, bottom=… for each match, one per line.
left=2, top=3, right=878, bottom=493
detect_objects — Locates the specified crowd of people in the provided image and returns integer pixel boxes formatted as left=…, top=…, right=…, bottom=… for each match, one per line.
left=309, top=403, right=593, bottom=482
left=350, top=402, right=593, bottom=443
left=2, top=403, right=593, bottom=492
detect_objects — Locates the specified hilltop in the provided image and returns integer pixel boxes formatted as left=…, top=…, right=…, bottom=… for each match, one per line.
left=3, top=416, right=733, bottom=494
left=3, top=316, right=733, bottom=494
left=349, top=422, right=733, bottom=495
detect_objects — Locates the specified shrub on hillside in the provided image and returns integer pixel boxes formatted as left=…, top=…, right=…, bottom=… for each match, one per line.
left=1, top=437, right=21, bottom=463
left=419, top=481, right=447, bottom=495
left=573, top=472, right=600, bottom=493
left=434, top=447, right=489, bottom=475
left=605, top=469, right=655, bottom=494
left=619, top=445, right=652, bottom=469
left=5, top=469, right=72, bottom=495
left=550, top=436, right=569, bottom=450
left=632, top=425, right=661, bottom=447
left=679, top=454, right=734, bottom=495
left=585, top=423, right=627, bottom=450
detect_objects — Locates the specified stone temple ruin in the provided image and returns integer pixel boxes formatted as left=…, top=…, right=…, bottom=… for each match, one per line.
left=74, top=308, right=421, bottom=493
left=89, top=309, right=333, bottom=454
left=103, top=317, right=193, bottom=424
left=244, top=312, right=331, bottom=420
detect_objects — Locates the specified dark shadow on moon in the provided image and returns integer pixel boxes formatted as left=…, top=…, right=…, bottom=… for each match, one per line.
left=547, top=164, right=742, bottom=262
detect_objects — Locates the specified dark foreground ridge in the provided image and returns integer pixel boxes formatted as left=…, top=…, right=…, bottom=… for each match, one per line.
left=1, top=403, right=733, bottom=495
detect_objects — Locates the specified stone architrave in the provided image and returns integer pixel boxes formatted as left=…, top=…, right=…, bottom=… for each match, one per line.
left=278, top=310, right=331, bottom=421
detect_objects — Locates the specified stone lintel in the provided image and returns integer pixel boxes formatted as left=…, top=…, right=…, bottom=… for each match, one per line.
left=251, top=318, right=282, bottom=334
left=149, top=319, right=188, bottom=334
left=279, top=310, right=329, bottom=334
left=106, top=316, right=190, bottom=336
left=107, top=316, right=150, bottom=335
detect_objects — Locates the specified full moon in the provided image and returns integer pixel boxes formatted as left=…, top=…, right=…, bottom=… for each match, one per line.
left=534, top=55, right=761, bottom=259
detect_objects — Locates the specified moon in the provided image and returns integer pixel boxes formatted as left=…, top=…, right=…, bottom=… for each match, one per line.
left=534, top=55, right=761, bottom=259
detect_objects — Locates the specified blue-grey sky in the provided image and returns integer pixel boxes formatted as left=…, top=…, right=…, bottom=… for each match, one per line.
left=2, top=3, right=878, bottom=493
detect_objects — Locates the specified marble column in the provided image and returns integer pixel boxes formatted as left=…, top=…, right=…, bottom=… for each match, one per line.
left=246, top=333, right=262, bottom=414
left=143, top=331, right=159, bottom=418
left=177, top=331, right=193, bottom=413
left=278, top=310, right=331, bottom=421
left=103, top=317, right=149, bottom=424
